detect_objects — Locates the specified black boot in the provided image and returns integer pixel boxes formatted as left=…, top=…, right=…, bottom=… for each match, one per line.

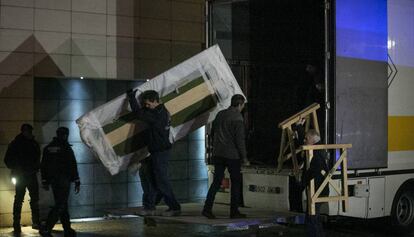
left=13, top=221, right=21, bottom=236
left=201, top=209, right=216, bottom=219
left=39, top=222, right=53, bottom=237
left=64, top=228, right=76, bottom=237
left=13, top=225, right=21, bottom=237
left=39, top=229, right=53, bottom=237
left=230, top=210, right=247, bottom=219
left=31, top=208, right=40, bottom=229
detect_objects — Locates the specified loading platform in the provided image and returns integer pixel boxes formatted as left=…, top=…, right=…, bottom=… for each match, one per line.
left=105, top=203, right=304, bottom=231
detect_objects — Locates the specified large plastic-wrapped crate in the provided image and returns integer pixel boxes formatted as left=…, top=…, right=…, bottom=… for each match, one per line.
left=77, top=45, right=244, bottom=175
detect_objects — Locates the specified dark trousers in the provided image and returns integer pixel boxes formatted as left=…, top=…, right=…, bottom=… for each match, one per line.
left=204, top=157, right=242, bottom=214
left=13, top=173, right=40, bottom=227
left=147, top=150, right=181, bottom=210
left=139, top=158, right=162, bottom=210
left=46, top=177, right=72, bottom=231
left=305, top=203, right=325, bottom=237
left=289, top=175, right=303, bottom=212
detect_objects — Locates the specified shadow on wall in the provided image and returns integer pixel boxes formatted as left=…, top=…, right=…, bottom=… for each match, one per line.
left=0, top=35, right=147, bottom=222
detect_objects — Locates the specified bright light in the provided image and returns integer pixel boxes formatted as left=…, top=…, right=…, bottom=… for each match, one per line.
left=387, top=39, right=396, bottom=49
left=146, top=79, right=150, bottom=81
left=11, top=177, right=16, bottom=185
left=80, top=76, right=84, bottom=79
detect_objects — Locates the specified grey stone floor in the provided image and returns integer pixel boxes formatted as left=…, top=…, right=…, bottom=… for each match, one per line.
left=1, top=216, right=414, bottom=237
left=0, top=217, right=292, bottom=237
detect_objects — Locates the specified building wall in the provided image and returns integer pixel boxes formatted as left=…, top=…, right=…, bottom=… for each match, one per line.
left=0, top=0, right=206, bottom=227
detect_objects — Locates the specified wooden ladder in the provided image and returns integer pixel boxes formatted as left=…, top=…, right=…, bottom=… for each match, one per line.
left=301, top=144, right=351, bottom=215
left=277, top=103, right=321, bottom=175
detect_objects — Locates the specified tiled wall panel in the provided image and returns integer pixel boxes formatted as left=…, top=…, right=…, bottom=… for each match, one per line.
left=0, top=145, right=7, bottom=168
left=71, top=56, right=107, bottom=78
left=172, top=21, right=203, bottom=42
left=72, top=0, right=107, bottom=14
left=72, top=13, right=107, bottom=35
left=34, top=31, right=71, bottom=54
left=0, top=98, right=33, bottom=120
left=35, top=9, right=71, bottom=32
left=72, top=34, right=107, bottom=57
left=135, top=39, right=171, bottom=60
left=107, top=57, right=134, bottom=79
left=35, top=0, right=71, bottom=10
left=0, top=75, right=34, bottom=98
left=140, top=0, right=170, bottom=19
left=172, top=42, right=202, bottom=64
left=172, top=1, right=203, bottom=22
left=0, top=0, right=206, bottom=226
left=0, top=29, right=33, bottom=52
left=139, top=19, right=171, bottom=40
left=107, top=16, right=134, bottom=37
left=106, top=37, right=134, bottom=58
left=0, top=52, right=34, bottom=75
left=34, top=53, right=71, bottom=77
left=0, top=6, right=34, bottom=30
left=107, top=0, right=135, bottom=16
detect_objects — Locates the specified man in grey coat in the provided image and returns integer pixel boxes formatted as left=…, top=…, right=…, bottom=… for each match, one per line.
left=202, top=94, right=249, bottom=219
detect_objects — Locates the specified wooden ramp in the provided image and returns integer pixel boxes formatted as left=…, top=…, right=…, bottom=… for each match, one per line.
left=105, top=203, right=304, bottom=231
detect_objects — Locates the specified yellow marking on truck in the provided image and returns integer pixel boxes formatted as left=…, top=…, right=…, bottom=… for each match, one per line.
left=389, top=116, right=414, bottom=151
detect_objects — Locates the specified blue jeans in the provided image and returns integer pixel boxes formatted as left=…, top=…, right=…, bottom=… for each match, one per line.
left=147, top=150, right=180, bottom=211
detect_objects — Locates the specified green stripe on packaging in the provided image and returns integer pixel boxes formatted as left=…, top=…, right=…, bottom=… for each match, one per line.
left=161, top=77, right=204, bottom=102
left=102, top=113, right=137, bottom=134
left=102, top=77, right=205, bottom=134
left=113, top=95, right=217, bottom=156
left=170, top=95, right=217, bottom=127
left=113, top=132, right=147, bottom=156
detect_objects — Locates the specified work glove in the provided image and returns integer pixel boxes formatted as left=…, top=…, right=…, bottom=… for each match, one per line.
left=74, top=180, right=81, bottom=194
left=127, top=89, right=137, bottom=98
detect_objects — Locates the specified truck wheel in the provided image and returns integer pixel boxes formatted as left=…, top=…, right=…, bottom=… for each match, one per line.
left=391, top=188, right=414, bottom=231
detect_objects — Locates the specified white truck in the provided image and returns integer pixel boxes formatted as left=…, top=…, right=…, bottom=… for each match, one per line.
left=328, top=0, right=414, bottom=230
left=207, top=0, right=414, bottom=232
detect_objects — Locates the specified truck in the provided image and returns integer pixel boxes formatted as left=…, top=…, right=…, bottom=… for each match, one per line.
left=206, top=0, right=414, bottom=231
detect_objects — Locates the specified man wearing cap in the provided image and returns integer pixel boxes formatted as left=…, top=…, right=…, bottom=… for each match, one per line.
left=40, top=127, right=80, bottom=237
left=4, top=124, right=41, bottom=236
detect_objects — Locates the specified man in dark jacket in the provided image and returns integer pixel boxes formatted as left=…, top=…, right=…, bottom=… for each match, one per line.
left=4, top=124, right=41, bottom=235
left=301, top=128, right=328, bottom=237
left=127, top=89, right=181, bottom=217
left=40, top=127, right=80, bottom=237
left=202, top=94, right=249, bottom=219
